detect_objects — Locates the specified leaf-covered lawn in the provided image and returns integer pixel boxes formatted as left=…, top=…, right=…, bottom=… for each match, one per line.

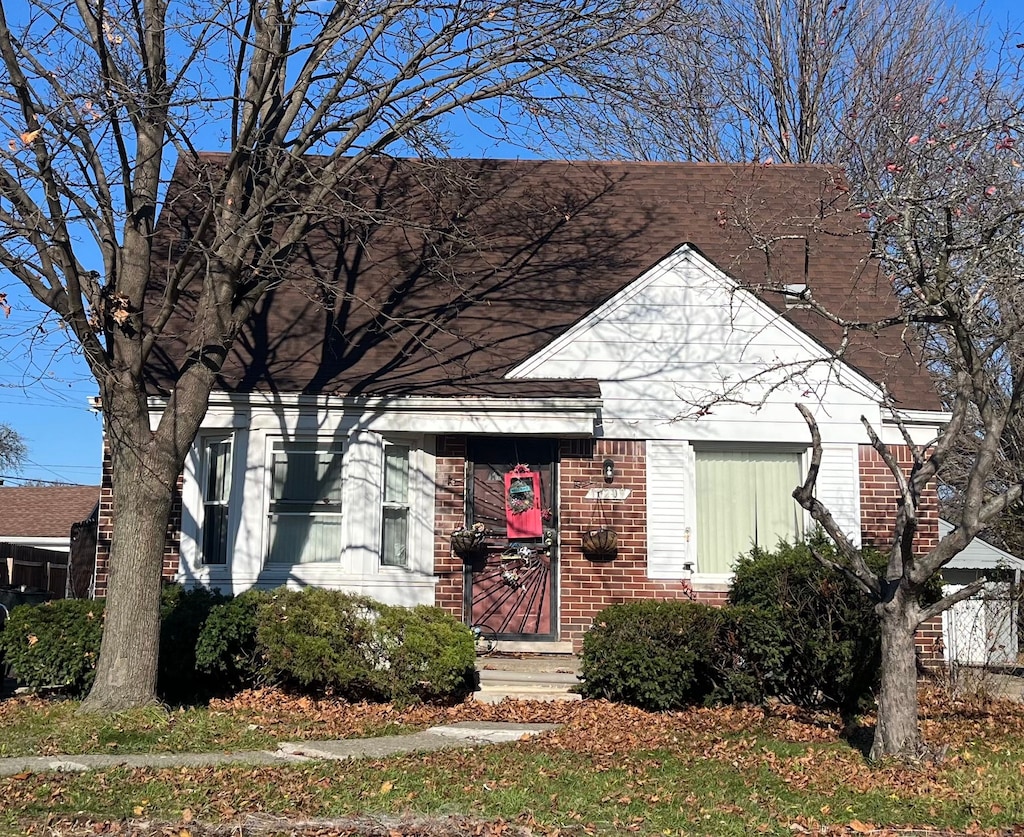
left=3, top=688, right=1024, bottom=836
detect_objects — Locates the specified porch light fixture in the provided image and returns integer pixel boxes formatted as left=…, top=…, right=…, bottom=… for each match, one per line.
left=602, top=458, right=615, bottom=483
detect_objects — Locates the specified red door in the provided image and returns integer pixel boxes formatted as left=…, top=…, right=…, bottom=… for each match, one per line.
left=465, top=438, right=558, bottom=640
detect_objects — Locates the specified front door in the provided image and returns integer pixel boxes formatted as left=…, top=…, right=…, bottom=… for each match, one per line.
left=465, top=438, right=558, bottom=640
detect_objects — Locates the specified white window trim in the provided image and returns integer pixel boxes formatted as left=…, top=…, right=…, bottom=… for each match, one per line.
left=380, top=441, right=412, bottom=569
left=199, top=434, right=234, bottom=566
left=375, top=434, right=432, bottom=576
left=179, top=430, right=238, bottom=582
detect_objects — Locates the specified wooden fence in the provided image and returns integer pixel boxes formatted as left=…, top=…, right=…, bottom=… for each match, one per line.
left=0, top=543, right=69, bottom=598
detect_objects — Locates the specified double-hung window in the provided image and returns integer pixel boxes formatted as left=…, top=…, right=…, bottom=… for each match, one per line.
left=267, top=440, right=344, bottom=565
left=381, top=444, right=411, bottom=568
left=695, top=449, right=804, bottom=574
left=200, top=435, right=233, bottom=565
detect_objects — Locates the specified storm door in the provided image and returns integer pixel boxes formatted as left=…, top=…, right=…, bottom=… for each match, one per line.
left=465, top=438, right=558, bottom=640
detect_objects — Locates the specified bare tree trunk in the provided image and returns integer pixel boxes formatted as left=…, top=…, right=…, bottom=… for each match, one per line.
left=870, top=597, right=921, bottom=759
left=80, top=435, right=175, bottom=712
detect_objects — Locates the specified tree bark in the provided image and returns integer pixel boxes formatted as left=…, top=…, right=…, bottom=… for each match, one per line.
left=79, top=433, right=176, bottom=713
left=870, top=595, right=921, bottom=759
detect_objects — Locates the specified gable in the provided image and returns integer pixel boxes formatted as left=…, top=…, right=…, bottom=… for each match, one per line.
left=508, top=246, right=887, bottom=440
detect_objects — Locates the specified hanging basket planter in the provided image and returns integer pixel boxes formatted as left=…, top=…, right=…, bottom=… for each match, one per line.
left=581, top=527, right=618, bottom=560
left=451, top=529, right=488, bottom=561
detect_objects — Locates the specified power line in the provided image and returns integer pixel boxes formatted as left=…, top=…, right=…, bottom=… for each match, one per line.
left=0, top=474, right=95, bottom=486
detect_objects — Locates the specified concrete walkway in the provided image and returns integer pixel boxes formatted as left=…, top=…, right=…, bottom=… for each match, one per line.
left=0, top=722, right=560, bottom=777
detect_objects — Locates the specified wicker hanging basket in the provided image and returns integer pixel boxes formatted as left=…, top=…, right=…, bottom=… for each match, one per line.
left=581, top=527, right=618, bottom=560
left=451, top=531, right=487, bottom=560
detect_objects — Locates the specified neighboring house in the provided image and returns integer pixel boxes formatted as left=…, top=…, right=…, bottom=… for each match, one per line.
left=0, top=485, right=99, bottom=595
left=0, top=485, right=99, bottom=554
left=94, top=158, right=948, bottom=651
left=940, top=519, right=1024, bottom=667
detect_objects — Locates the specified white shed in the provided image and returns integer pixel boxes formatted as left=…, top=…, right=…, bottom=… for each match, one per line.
left=940, top=519, right=1023, bottom=667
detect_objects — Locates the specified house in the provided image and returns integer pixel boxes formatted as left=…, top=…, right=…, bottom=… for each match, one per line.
left=940, top=519, right=1023, bottom=667
left=0, top=485, right=99, bottom=554
left=94, top=157, right=947, bottom=652
left=0, top=485, right=99, bottom=595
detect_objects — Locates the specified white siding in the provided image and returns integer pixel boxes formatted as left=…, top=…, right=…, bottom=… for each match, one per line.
left=646, top=440, right=695, bottom=579
left=177, top=410, right=437, bottom=605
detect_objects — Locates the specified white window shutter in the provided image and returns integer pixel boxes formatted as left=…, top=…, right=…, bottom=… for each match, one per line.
left=342, top=430, right=384, bottom=574
left=646, top=440, right=695, bottom=579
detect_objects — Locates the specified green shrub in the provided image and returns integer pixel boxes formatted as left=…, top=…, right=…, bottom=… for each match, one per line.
left=256, top=588, right=382, bottom=697
left=578, top=600, right=721, bottom=710
left=729, top=539, right=884, bottom=715
left=0, top=599, right=105, bottom=697
left=256, top=588, right=474, bottom=704
left=158, top=584, right=227, bottom=704
left=367, top=605, right=476, bottom=705
left=195, top=589, right=271, bottom=695
left=706, top=604, right=786, bottom=706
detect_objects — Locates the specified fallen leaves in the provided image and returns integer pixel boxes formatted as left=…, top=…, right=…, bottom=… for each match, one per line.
left=6, top=684, right=1024, bottom=837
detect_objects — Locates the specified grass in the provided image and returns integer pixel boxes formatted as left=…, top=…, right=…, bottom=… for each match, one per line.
left=0, top=691, right=419, bottom=758
left=2, top=688, right=1024, bottom=835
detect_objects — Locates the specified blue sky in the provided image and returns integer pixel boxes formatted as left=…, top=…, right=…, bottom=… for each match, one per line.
left=0, top=0, right=1020, bottom=487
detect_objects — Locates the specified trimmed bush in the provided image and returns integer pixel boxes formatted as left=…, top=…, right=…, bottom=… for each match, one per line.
left=706, top=604, right=786, bottom=706
left=729, top=539, right=883, bottom=715
left=367, top=605, right=476, bottom=705
left=257, top=588, right=380, bottom=697
left=0, top=599, right=105, bottom=697
left=256, top=588, right=475, bottom=704
left=195, top=588, right=271, bottom=695
left=578, top=600, right=722, bottom=710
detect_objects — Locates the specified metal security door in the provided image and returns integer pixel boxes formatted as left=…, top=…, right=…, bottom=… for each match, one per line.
left=465, top=438, right=557, bottom=640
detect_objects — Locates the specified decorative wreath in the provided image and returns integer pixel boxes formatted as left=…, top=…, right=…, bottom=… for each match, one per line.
left=507, top=478, right=535, bottom=514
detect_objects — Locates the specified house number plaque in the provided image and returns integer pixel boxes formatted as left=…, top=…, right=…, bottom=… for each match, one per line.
left=585, top=488, right=631, bottom=501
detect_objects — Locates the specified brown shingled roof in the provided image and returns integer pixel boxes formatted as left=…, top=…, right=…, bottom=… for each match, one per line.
left=144, top=157, right=940, bottom=410
left=0, top=486, right=99, bottom=540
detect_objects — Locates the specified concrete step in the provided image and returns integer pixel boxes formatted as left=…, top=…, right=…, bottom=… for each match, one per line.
left=474, top=686, right=582, bottom=704
left=474, top=654, right=581, bottom=702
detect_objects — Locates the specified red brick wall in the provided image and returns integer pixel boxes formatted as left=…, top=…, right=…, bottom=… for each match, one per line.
left=916, top=614, right=945, bottom=671
left=859, top=444, right=939, bottom=554
left=432, top=437, right=948, bottom=664
left=860, top=444, right=943, bottom=669
left=93, top=441, right=182, bottom=598
left=557, top=438, right=707, bottom=647
left=430, top=437, right=726, bottom=647
left=432, top=435, right=468, bottom=622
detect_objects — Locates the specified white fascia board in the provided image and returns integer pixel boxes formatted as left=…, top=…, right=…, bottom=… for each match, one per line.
left=882, top=408, right=951, bottom=426
left=506, top=244, right=885, bottom=403
left=145, top=392, right=602, bottom=436
left=0, top=536, right=70, bottom=553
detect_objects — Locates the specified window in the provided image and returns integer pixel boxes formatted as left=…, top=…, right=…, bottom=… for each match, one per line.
left=381, top=444, right=410, bottom=568
left=695, top=449, right=804, bottom=574
left=200, top=436, right=232, bottom=565
left=266, top=440, right=344, bottom=565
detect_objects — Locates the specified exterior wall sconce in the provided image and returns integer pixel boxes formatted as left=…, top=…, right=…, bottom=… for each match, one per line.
left=602, top=458, right=615, bottom=483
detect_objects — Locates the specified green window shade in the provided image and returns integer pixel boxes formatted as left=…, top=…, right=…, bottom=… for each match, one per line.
left=381, top=445, right=410, bottom=568
left=695, top=450, right=804, bottom=574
